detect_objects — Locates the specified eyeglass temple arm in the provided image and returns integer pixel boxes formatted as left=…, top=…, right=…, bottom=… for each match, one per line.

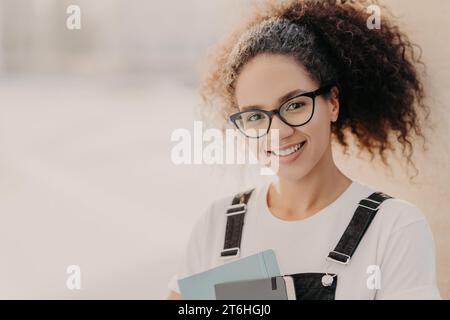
left=314, top=83, right=337, bottom=97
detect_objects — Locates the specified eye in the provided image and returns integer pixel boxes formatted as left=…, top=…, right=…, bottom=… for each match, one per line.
left=285, top=102, right=305, bottom=111
left=246, top=112, right=265, bottom=122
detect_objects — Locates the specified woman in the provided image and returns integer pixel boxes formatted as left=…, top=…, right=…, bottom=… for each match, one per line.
left=167, top=0, right=441, bottom=299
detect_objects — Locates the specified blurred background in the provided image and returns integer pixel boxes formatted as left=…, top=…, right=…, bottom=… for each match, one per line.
left=0, top=0, right=448, bottom=299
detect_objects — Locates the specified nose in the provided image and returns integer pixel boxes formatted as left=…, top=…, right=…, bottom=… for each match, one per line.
left=268, top=114, right=294, bottom=140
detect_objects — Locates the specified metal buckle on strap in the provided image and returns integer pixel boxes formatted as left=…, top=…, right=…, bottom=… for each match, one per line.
left=220, top=247, right=240, bottom=260
left=326, top=251, right=351, bottom=265
left=226, top=203, right=247, bottom=216
left=358, top=198, right=382, bottom=211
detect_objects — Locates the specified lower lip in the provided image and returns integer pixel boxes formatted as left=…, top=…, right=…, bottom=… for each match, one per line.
left=270, top=141, right=307, bottom=164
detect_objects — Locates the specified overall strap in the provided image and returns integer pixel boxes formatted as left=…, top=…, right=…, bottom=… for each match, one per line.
left=327, top=191, right=393, bottom=265
left=220, top=188, right=255, bottom=260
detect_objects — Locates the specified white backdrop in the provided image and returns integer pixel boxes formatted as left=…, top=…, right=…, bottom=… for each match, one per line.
left=0, top=0, right=448, bottom=299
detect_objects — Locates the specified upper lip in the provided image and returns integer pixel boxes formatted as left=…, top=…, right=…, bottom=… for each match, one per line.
left=268, top=140, right=306, bottom=153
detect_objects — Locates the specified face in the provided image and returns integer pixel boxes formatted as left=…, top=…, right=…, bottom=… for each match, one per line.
left=234, top=53, right=339, bottom=181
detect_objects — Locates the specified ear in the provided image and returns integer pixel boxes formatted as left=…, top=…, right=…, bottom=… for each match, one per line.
left=328, top=86, right=340, bottom=123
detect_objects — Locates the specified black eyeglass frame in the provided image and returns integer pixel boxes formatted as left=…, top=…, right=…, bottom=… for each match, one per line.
left=229, top=83, right=336, bottom=139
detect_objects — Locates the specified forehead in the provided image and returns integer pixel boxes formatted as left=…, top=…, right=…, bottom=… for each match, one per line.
left=234, top=53, right=317, bottom=110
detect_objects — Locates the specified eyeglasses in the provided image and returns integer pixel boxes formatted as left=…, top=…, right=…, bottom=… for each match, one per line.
left=229, top=84, right=335, bottom=138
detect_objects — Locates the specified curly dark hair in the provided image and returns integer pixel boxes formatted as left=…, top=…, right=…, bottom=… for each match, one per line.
left=199, top=0, right=429, bottom=174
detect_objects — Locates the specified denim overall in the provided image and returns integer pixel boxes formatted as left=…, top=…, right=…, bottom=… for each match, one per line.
left=219, top=188, right=393, bottom=300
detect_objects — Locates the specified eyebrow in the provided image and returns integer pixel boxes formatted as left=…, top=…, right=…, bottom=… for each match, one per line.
left=240, top=88, right=307, bottom=111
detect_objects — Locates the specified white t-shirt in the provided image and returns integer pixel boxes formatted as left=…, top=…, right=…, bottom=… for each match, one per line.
left=168, top=180, right=441, bottom=299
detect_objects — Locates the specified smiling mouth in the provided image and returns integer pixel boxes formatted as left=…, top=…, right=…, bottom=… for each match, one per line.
left=268, top=141, right=307, bottom=157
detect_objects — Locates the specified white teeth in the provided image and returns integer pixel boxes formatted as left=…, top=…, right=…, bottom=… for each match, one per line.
left=271, top=142, right=305, bottom=156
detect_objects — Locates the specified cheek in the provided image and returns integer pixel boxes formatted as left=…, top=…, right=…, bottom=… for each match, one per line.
left=242, top=137, right=266, bottom=159
left=306, top=108, right=332, bottom=152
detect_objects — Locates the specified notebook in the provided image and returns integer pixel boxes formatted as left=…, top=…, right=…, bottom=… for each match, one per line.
left=178, top=249, right=281, bottom=300
left=215, top=275, right=297, bottom=300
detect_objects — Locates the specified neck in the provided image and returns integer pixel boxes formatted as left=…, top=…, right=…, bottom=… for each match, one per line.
left=268, top=143, right=352, bottom=221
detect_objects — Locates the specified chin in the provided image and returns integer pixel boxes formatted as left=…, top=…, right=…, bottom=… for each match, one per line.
left=274, top=163, right=312, bottom=181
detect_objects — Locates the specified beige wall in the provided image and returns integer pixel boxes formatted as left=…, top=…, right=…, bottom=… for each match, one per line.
left=0, top=0, right=448, bottom=299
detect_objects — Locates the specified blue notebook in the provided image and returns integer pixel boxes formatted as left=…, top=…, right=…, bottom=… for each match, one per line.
left=178, top=249, right=281, bottom=300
